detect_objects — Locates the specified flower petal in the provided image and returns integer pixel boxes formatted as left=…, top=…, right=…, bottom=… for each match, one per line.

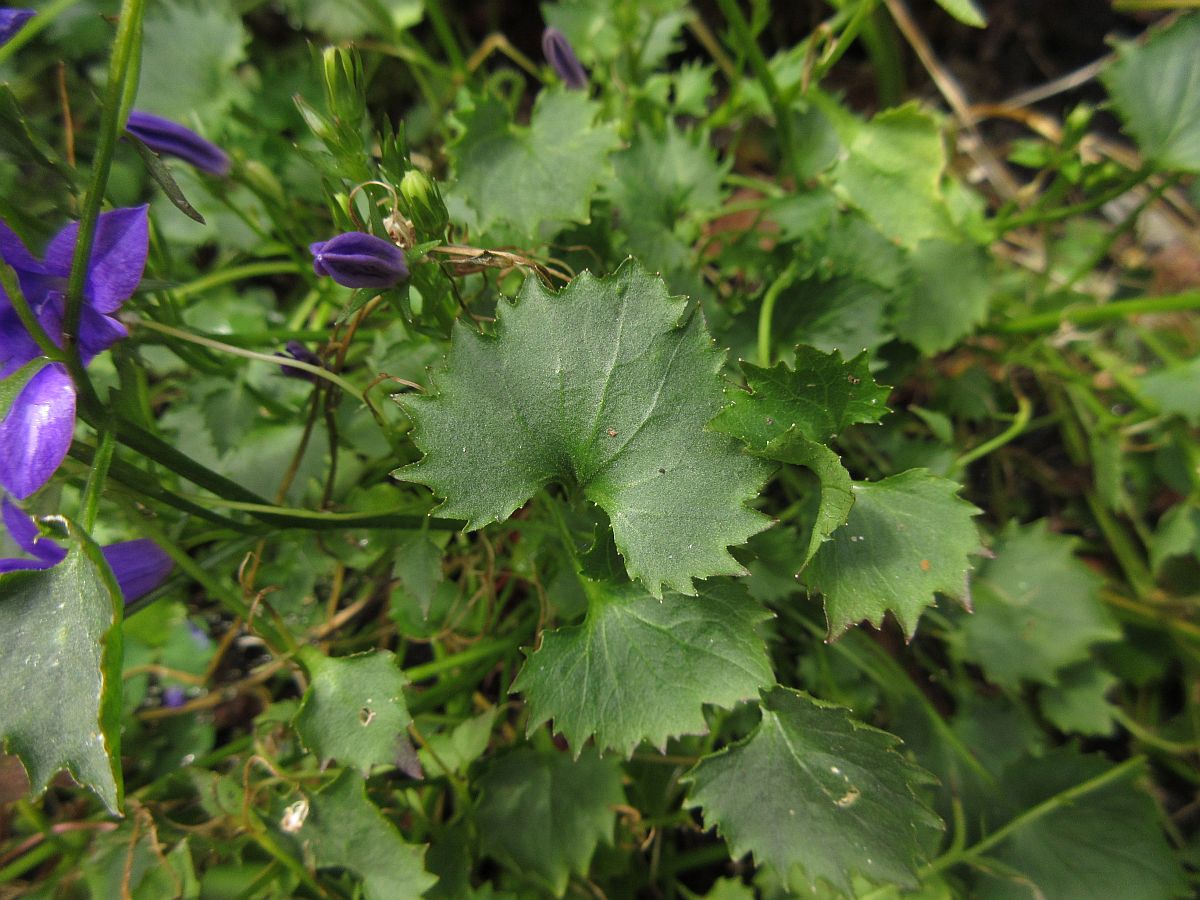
left=126, top=110, right=231, bottom=176
left=101, top=539, right=173, bottom=602
left=0, top=217, right=46, bottom=276
left=0, top=555, right=57, bottom=575
left=0, top=298, right=47, bottom=378
left=77, top=305, right=129, bottom=365
left=1, top=496, right=67, bottom=563
left=43, top=205, right=149, bottom=314
left=308, top=232, right=408, bottom=289
left=0, top=8, right=34, bottom=49
left=0, top=363, right=76, bottom=499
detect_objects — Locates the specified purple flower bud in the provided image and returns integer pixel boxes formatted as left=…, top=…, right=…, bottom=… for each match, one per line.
left=309, top=232, right=408, bottom=290
left=542, top=27, right=588, bottom=91
left=276, top=340, right=323, bottom=381
left=125, top=110, right=231, bottom=176
left=162, top=686, right=187, bottom=708
left=0, top=9, right=34, bottom=48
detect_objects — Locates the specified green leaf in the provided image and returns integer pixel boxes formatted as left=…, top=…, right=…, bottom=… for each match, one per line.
left=449, top=88, right=620, bottom=237
left=933, top=0, right=986, bottom=27
left=684, top=687, right=941, bottom=895
left=512, top=579, right=773, bottom=756
left=296, top=770, right=437, bottom=899
left=293, top=648, right=413, bottom=775
left=1137, top=356, right=1200, bottom=424
left=834, top=104, right=954, bottom=248
left=127, top=134, right=207, bottom=224
left=1038, top=662, right=1117, bottom=737
left=542, top=0, right=690, bottom=71
left=1151, top=500, right=1200, bottom=573
left=714, top=415, right=853, bottom=575
left=84, top=823, right=200, bottom=899
left=738, top=525, right=805, bottom=603
left=802, top=469, right=982, bottom=638
left=890, top=240, right=992, bottom=355
left=763, top=433, right=855, bottom=572
left=974, top=750, right=1186, bottom=900
left=136, top=0, right=248, bottom=127
left=1102, top=15, right=1200, bottom=173
left=476, top=747, right=623, bottom=895
left=0, top=85, right=73, bottom=184
left=0, top=525, right=125, bottom=813
left=396, top=261, right=770, bottom=596
left=417, top=708, right=499, bottom=777
left=607, top=123, right=728, bottom=287
left=707, top=349, right=882, bottom=572
left=279, top=0, right=422, bottom=40
left=953, top=521, right=1120, bottom=689
left=393, top=532, right=446, bottom=619
left=713, top=350, right=891, bottom=448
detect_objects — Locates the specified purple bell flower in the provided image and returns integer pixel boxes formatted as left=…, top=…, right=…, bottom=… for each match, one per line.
left=0, top=8, right=35, bottom=48
left=0, top=497, right=173, bottom=602
left=309, top=232, right=408, bottom=290
left=542, top=27, right=588, bottom=91
left=125, top=110, right=231, bottom=177
left=0, top=206, right=149, bottom=498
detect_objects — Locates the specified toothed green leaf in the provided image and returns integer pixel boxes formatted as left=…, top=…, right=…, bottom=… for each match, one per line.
left=0, top=522, right=125, bottom=814
left=512, top=579, right=773, bottom=756
left=802, top=469, right=982, bottom=637
left=396, top=261, right=770, bottom=596
left=684, top=687, right=941, bottom=895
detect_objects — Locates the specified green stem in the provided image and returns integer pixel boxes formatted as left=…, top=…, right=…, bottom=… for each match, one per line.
left=172, top=493, right=463, bottom=532
left=953, top=394, right=1032, bottom=472
left=860, top=4, right=905, bottom=107
left=993, top=165, right=1154, bottom=233
left=138, top=327, right=348, bottom=348
left=714, top=0, right=802, bottom=184
left=0, top=0, right=77, bottom=64
left=1114, top=0, right=1200, bottom=9
left=542, top=493, right=581, bottom=572
left=920, top=756, right=1146, bottom=877
left=1113, top=708, right=1200, bottom=754
left=809, top=0, right=879, bottom=84
left=62, top=0, right=145, bottom=351
left=757, top=260, right=801, bottom=367
left=122, top=502, right=294, bottom=654
left=69, top=440, right=259, bottom=534
left=0, top=841, right=58, bottom=885
left=997, top=291, right=1200, bottom=335
left=171, top=260, right=305, bottom=300
left=0, top=262, right=65, bottom=362
left=125, top=535, right=259, bottom=617
left=133, top=318, right=365, bottom=402
left=422, top=0, right=466, bottom=74
left=1066, top=175, right=1180, bottom=288
left=91, top=413, right=276, bottom=507
left=404, top=634, right=525, bottom=683
left=80, top=431, right=115, bottom=532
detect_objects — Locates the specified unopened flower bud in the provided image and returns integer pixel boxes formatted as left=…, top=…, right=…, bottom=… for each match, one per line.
left=125, top=110, right=230, bottom=176
left=276, top=341, right=323, bottom=381
left=309, top=232, right=408, bottom=289
left=542, top=27, right=588, bottom=90
left=399, top=169, right=449, bottom=234
left=322, top=46, right=365, bottom=125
